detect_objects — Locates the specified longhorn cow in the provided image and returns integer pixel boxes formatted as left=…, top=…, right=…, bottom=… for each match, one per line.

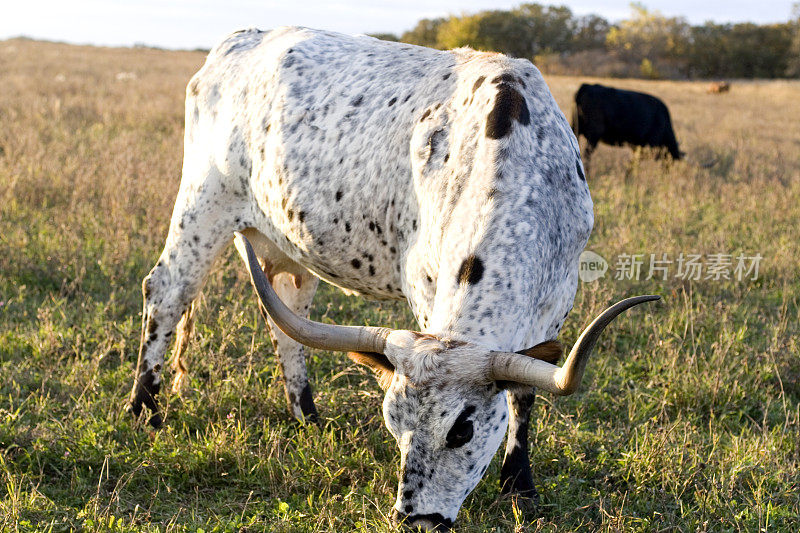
left=128, top=27, right=658, bottom=530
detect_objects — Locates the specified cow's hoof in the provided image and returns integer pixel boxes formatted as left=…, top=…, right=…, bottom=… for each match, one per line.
left=500, top=474, right=540, bottom=514
left=148, top=412, right=163, bottom=428
left=509, top=491, right=539, bottom=519
left=127, top=370, right=162, bottom=424
left=299, top=410, right=319, bottom=425
left=125, top=401, right=163, bottom=429
left=502, top=482, right=539, bottom=504
left=126, top=400, right=143, bottom=417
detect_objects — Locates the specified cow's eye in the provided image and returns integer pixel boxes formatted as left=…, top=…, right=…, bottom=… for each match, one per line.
left=446, top=406, right=475, bottom=449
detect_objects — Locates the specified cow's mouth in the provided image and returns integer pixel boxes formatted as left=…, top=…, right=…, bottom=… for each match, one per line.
left=391, top=507, right=454, bottom=531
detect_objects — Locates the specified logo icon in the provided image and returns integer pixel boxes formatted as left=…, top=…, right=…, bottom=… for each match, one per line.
left=579, top=251, right=608, bottom=282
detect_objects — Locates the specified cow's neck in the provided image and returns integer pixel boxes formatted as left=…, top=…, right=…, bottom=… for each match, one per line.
left=403, top=143, right=591, bottom=353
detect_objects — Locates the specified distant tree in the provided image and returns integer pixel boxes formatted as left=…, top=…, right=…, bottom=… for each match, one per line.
left=786, top=3, right=800, bottom=77
left=394, top=2, right=795, bottom=79
left=511, top=4, right=575, bottom=55
left=437, top=10, right=532, bottom=56
left=688, top=21, right=793, bottom=78
left=724, top=23, right=793, bottom=78
left=606, top=3, right=690, bottom=76
left=435, top=12, right=489, bottom=51
left=687, top=23, right=729, bottom=78
left=369, top=33, right=399, bottom=42
left=400, top=18, right=446, bottom=48
left=571, top=14, right=611, bottom=51
left=436, top=4, right=578, bottom=57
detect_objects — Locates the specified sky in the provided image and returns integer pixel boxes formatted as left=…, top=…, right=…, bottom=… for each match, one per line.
left=1, top=1, right=796, bottom=50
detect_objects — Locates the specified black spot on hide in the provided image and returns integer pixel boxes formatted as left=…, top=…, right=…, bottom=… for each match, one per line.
left=486, top=85, right=530, bottom=139
left=456, top=255, right=484, bottom=285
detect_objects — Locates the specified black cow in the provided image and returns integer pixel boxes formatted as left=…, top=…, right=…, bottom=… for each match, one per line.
left=572, top=83, right=682, bottom=167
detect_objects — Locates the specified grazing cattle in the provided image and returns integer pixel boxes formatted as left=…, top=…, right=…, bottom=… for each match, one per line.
left=572, top=83, right=682, bottom=166
left=127, top=27, right=658, bottom=530
left=707, top=81, right=730, bottom=94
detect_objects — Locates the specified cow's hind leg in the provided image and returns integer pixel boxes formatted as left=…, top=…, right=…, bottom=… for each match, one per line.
left=238, top=229, right=321, bottom=422
left=251, top=261, right=320, bottom=421
left=128, top=169, right=245, bottom=427
left=129, top=254, right=213, bottom=428
left=263, top=271, right=320, bottom=422
left=500, top=389, right=539, bottom=506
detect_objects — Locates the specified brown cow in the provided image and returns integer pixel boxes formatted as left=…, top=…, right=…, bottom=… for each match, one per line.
left=707, top=81, right=730, bottom=94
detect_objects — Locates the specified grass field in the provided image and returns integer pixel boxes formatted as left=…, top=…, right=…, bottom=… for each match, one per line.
left=0, top=38, right=798, bottom=532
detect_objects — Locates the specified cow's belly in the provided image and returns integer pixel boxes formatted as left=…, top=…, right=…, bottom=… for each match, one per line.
left=243, top=99, right=422, bottom=300
left=248, top=161, right=410, bottom=301
left=273, top=219, right=406, bottom=301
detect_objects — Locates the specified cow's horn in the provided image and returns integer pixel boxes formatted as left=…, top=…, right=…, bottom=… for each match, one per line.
left=490, top=295, right=659, bottom=395
left=233, top=232, right=391, bottom=353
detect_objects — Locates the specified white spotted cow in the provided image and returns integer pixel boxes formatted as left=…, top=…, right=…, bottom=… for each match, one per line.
left=128, top=27, right=658, bottom=530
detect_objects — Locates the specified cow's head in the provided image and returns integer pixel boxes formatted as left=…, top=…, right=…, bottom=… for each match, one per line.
left=234, top=233, right=657, bottom=530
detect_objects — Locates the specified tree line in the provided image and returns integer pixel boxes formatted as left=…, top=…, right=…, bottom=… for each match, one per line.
left=371, top=2, right=800, bottom=79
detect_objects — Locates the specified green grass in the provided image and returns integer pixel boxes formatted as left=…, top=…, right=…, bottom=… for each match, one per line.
left=0, top=38, right=798, bottom=531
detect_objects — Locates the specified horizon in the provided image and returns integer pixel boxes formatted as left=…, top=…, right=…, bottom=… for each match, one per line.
left=1, top=1, right=797, bottom=51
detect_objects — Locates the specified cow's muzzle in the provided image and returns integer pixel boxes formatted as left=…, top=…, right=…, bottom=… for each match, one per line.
left=391, top=508, right=454, bottom=531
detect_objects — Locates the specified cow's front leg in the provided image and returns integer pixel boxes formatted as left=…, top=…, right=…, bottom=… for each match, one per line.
left=256, top=268, right=320, bottom=422
left=128, top=256, right=204, bottom=428
left=500, top=388, right=539, bottom=504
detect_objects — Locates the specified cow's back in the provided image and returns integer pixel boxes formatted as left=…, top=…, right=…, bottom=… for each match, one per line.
left=186, top=27, right=458, bottom=299
left=184, top=27, right=593, bottom=344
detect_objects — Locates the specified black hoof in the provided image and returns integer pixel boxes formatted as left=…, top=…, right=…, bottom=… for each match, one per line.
left=126, top=399, right=163, bottom=428
left=500, top=470, right=540, bottom=509
left=508, top=490, right=539, bottom=519
left=148, top=412, right=163, bottom=428
left=127, top=369, right=164, bottom=428
left=297, top=383, right=318, bottom=423
left=126, top=400, right=143, bottom=417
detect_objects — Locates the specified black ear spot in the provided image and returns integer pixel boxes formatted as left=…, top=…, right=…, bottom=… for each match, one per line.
left=348, top=351, right=395, bottom=390
left=446, top=405, right=476, bottom=449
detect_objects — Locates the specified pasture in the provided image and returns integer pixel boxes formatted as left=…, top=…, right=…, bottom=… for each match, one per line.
left=0, top=38, right=798, bottom=531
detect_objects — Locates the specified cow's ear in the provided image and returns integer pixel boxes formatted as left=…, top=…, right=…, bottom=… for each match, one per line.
left=496, top=340, right=563, bottom=390
left=348, top=351, right=395, bottom=390
left=517, top=339, right=562, bottom=364
left=411, top=108, right=450, bottom=171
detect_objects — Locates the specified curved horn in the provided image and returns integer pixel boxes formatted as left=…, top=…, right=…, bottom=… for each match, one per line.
left=233, top=232, right=391, bottom=353
left=490, top=295, right=660, bottom=395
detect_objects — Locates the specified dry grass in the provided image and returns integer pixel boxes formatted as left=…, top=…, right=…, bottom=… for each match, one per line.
left=0, top=38, right=798, bottom=531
